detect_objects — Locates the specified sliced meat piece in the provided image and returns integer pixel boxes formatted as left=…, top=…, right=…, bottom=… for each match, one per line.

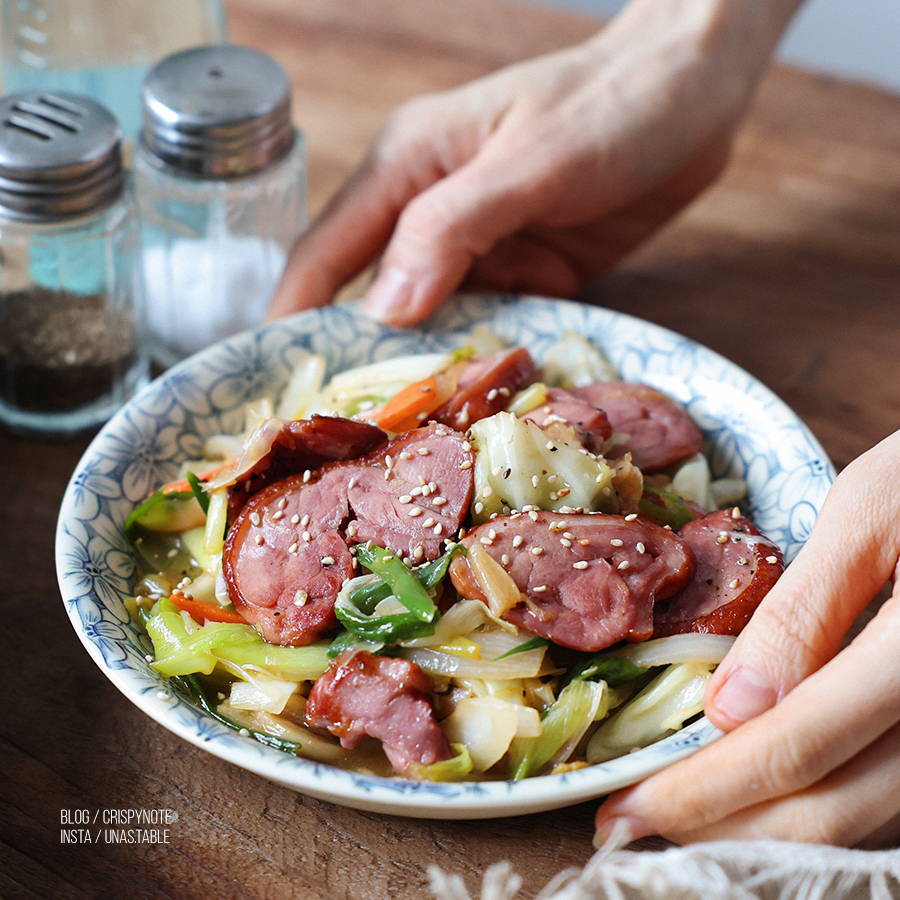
left=228, top=415, right=386, bottom=514
left=520, top=386, right=613, bottom=453
left=574, top=381, right=703, bottom=472
left=431, top=347, right=536, bottom=430
left=653, top=508, right=784, bottom=637
left=222, top=468, right=352, bottom=646
left=305, top=649, right=452, bottom=772
left=223, top=423, right=475, bottom=645
left=346, top=423, right=475, bottom=562
left=459, top=511, right=695, bottom=652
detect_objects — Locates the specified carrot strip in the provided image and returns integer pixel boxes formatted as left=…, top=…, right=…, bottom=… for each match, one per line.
left=372, top=370, right=458, bottom=433
left=161, top=460, right=234, bottom=495
left=170, top=590, right=247, bottom=624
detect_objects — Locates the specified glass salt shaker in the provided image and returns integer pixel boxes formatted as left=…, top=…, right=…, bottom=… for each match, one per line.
left=133, top=45, right=308, bottom=369
left=0, top=91, right=148, bottom=435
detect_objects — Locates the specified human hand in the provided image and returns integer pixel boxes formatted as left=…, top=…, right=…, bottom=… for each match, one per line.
left=269, top=0, right=803, bottom=326
left=594, top=430, right=900, bottom=849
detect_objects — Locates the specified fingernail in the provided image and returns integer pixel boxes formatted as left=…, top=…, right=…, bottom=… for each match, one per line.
left=592, top=815, right=647, bottom=851
left=711, top=667, right=777, bottom=727
left=364, top=266, right=413, bottom=323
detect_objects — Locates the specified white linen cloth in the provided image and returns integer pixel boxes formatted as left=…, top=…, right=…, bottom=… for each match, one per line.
left=428, top=839, right=900, bottom=900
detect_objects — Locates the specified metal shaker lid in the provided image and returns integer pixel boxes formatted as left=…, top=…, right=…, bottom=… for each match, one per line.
left=0, top=92, right=124, bottom=222
left=140, top=45, right=295, bottom=179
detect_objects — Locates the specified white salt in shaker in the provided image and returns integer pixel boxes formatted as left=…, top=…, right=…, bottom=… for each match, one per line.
left=133, top=45, right=307, bottom=368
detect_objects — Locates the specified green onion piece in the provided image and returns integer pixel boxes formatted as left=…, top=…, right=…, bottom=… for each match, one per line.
left=353, top=544, right=437, bottom=622
left=327, top=628, right=384, bottom=659
left=407, top=744, right=473, bottom=782
left=508, top=680, right=606, bottom=780
left=169, top=674, right=303, bottom=755
left=124, top=487, right=203, bottom=538
left=567, top=655, right=648, bottom=687
left=494, top=634, right=551, bottom=660
left=186, top=471, right=210, bottom=515
left=638, top=485, right=696, bottom=531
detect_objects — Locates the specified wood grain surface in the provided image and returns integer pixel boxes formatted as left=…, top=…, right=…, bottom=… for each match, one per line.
left=4, top=1, right=900, bottom=898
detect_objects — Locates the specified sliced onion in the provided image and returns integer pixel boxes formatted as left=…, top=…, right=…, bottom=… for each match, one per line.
left=466, top=543, right=523, bottom=620
left=610, top=633, right=735, bottom=668
left=441, top=696, right=521, bottom=771
left=205, top=417, right=284, bottom=490
left=402, top=630, right=548, bottom=680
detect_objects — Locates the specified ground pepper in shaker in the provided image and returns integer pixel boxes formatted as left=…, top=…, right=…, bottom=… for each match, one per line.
left=0, top=91, right=148, bottom=435
left=134, top=45, right=308, bottom=369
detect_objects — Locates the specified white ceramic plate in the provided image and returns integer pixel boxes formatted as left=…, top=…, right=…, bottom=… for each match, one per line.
left=56, top=294, right=835, bottom=819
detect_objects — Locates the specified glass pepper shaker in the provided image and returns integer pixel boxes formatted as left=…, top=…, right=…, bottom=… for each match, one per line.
left=0, top=91, right=148, bottom=435
left=133, top=45, right=308, bottom=369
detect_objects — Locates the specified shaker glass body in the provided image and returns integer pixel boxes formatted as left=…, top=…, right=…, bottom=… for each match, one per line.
left=134, top=136, right=307, bottom=369
left=1, top=0, right=228, bottom=138
left=0, top=191, right=148, bottom=434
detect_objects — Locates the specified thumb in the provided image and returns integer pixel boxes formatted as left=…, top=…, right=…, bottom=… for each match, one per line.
left=705, top=435, right=900, bottom=731
left=362, top=150, right=540, bottom=326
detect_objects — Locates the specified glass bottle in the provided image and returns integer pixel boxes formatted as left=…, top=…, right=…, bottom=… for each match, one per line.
left=1, top=0, right=229, bottom=140
left=0, top=91, right=148, bottom=435
left=133, top=45, right=308, bottom=369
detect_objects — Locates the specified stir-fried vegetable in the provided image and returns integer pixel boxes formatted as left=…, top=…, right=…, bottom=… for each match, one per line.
left=124, top=329, right=763, bottom=783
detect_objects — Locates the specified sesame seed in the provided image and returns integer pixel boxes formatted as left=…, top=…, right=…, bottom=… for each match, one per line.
left=624, top=513, right=637, bottom=522
left=617, top=560, right=630, bottom=570
left=423, top=517, right=435, bottom=528
left=501, top=554, right=510, bottom=566
left=636, top=542, right=646, bottom=554
left=156, top=691, right=171, bottom=701
left=573, top=561, right=589, bottom=569
left=347, top=523, right=358, bottom=537
left=239, top=728, right=251, bottom=737
left=488, top=528, right=497, bottom=539
left=611, top=539, right=624, bottom=547
left=729, top=578, right=740, bottom=590
left=562, top=532, right=575, bottom=540
left=716, top=532, right=730, bottom=544
left=398, top=495, right=412, bottom=504
left=302, top=531, right=311, bottom=542
left=531, top=546, right=544, bottom=556
left=414, top=545, right=425, bottom=560
left=433, top=523, right=443, bottom=535
left=272, top=510, right=285, bottom=521
left=291, top=514, right=300, bottom=525
left=549, top=492, right=558, bottom=501
left=385, top=454, right=394, bottom=469
left=560, top=539, right=572, bottom=548
left=512, top=535, right=524, bottom=548
left=409, top=506, right=423, bottom=517
left=531, top=475, right=540, bottom=488
left=255, top=534, right=265, bottom=546
left=301, top=514, right=310, bottom=527
left=480, top=536, right=494, bottom=545
left=417, top=447, right=431, bottom=456
left=288, top=542, right=298, bottom=554
left=766, top=555, right=778, bottom=564
left=294, top=590, right=308, bottom=606
left=250, top=511, right=261, bottom=526
left=732, top=507, right=741, bottom=519
left=474, top=502, right=484, bottom=514
left=492, top=465, right=503, bottom=476
left=458, top=410, right=470, bottom=426
left=528, top=510, right=539, bottom=521
left=738, top=557, right=748, bottom=566
left=487, top=388, right=498, bottom=401
left=399, top=451, right=413, bottom=460
left=277, top=497, right=288, bottom=509
left=545, top=441, right=555, bottom=450
left=533, top=585, right=548, bottom=592
left=433, top=496, right=448, bottom=506
left=411, top=486, right=423, bottom=496
left=547, top=475, right=558, bottom=485
left=322, top=556, right=335, bottom=566
left=460, top=460, right=473, bottom=470
left=348, top=476, right=358, bottom=489
left=303, top=469, right=311, bottom=483
left=482, top=485, right=494, bottom=498
left=499, top=387, right=510, bottom=396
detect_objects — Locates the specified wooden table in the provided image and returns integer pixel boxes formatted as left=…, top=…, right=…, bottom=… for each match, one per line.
left=4, top=1, right=900, bottom=897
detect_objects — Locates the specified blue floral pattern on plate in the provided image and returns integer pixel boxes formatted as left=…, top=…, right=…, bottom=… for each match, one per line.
left=56, top=294, right=835, bottom=819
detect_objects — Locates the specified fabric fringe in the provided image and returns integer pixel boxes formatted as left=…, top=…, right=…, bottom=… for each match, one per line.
left=428, top=841, right=900, bottom=900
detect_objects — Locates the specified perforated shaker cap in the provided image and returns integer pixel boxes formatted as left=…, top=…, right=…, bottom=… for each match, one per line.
left=140, top=45, right=295, bottom=179
left=0, top=92, right=124, bottom=222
